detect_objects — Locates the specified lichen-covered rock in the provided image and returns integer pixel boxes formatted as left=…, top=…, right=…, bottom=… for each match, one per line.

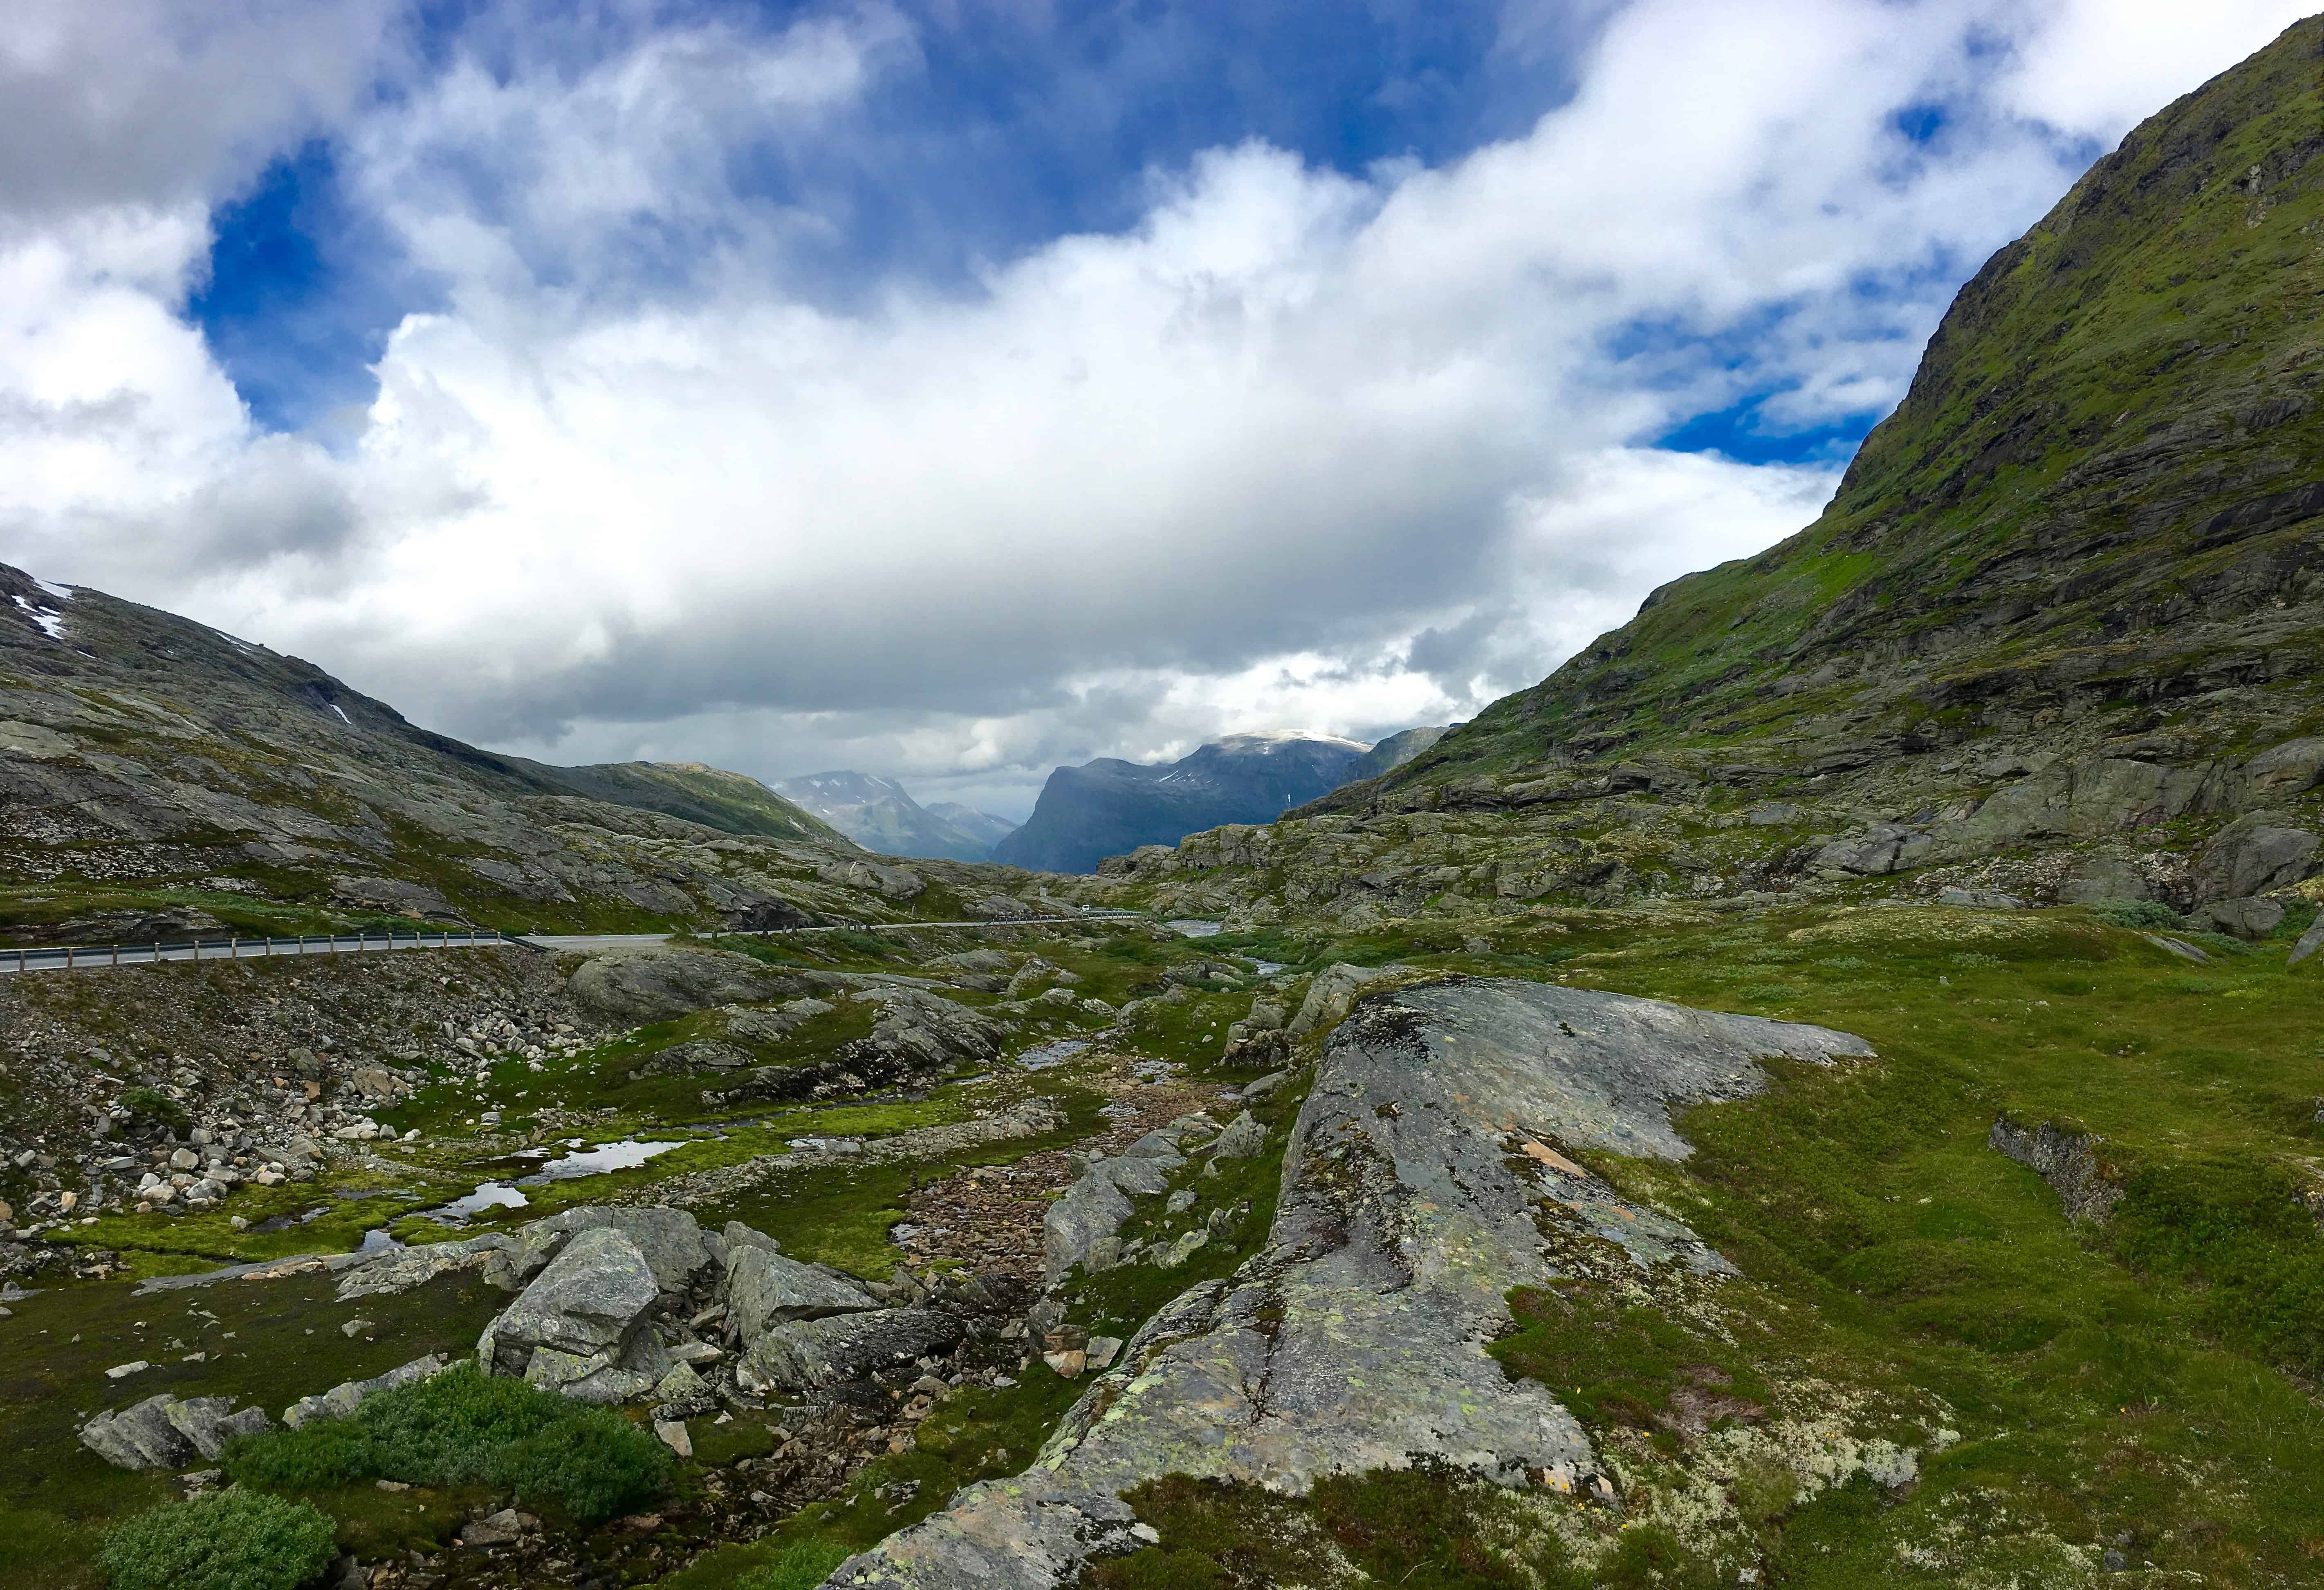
left=2194, top=813, right=2320, bottom=903
left=568, top=947, right=808, bottom=1023
left=517, top=1205, right=715, bottom=1294
left=1207, top=1111, right=1265, bottom=1160
left=79, top=1393, right=268, bottom=1469
left=2189, top=896, right=2286, bottom=939
left=733, top=1308, right=964, bottom=1395
left=726, top=1247, right=877, bottom=1346
left=1989, top=1118, right=2123, bottom=1224
left=843, top=979, right=1874, bottom=1589
left=478, top=1227, right=658, bottom=1380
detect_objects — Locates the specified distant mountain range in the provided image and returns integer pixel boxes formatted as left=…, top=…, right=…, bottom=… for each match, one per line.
left=991, top=726, right=1447, bottom=874
left=774, top=771, right=1019, bottom=863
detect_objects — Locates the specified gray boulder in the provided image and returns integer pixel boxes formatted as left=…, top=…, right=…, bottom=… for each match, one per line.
left=1287, top=963, right=1414, bottom=1038
left=479, top=1227, right=658, bottom=1380
left=727, top=1247, right=878, bottom=1346
left=1209, top=1112, right=1266, bottom=1160
left=2053, top=856, right=2154, bottom=905
left=82, top=1394, right=275, bottom=1469
left=568, top=947, right=807, bottom=1023
left=518, top=1206, right=714, bottom=1294
left=2194, top=814, right=2319, bottom=903
left=2189, top=896, right=2286, bottom=940
left=734, top=1308, right=964, bottom=1395
left=1045, top=1174, right=1135, bottom=1282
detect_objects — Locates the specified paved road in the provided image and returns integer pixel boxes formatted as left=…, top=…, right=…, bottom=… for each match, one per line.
left=1, top=912, right=1150, bottom=976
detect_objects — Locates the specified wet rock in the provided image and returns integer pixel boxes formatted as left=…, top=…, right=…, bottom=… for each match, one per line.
left=725, top=1247, right=878, bottom=1345
left=733, top=1308, right=964, bottom=1396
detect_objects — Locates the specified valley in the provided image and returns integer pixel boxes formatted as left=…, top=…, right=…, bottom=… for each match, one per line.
left=8, top=14, right=2324, bottom=1590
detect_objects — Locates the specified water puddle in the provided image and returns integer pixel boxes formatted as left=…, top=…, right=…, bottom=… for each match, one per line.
left=1015, top=1037, right=1090, bottom=1071
left=1166, top=919, right=1223, bottom=937
left=414, top=1138, right=684, bottom=1225
left=1252, top=959, right=1287, bottom=975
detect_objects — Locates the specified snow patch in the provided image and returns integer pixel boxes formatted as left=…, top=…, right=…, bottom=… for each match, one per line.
left=11, top=595, right=65, bottom=640
left=331, top=704, right=352, bottom=725
left=33, top=578, right=72, bottom=602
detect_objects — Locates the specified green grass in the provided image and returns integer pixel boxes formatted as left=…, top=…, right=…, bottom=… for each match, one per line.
left=1086, top=902, right=2324, bottom=1586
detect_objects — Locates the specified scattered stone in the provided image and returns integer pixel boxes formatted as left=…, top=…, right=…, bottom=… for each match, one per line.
left=284, top=1354, right=451, bottom=1429
left=654, top=1419, right=694, bottom=1458
left=1208, top=1112, right=1265, bottom=1160
left=105, top=1360, right=149, bottom=1379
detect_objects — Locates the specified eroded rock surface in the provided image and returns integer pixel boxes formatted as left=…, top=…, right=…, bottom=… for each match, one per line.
left=830, top=978, right=1873, bottom=1589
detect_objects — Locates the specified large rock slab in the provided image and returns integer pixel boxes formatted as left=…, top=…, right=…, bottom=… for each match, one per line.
left=519, top=1205, right=716, bottom=1294
left=830, top=978, right=1873, bottom=1589
left=727, top=1247, right=878, bottom=1346
left=734, top=1308, right=964, bottom=1395
left=568, top=947, right=808, bottom=1022
left=478, top=1226, right=658, bottom=1378
left=2194, top=813, right=2319, bottom=903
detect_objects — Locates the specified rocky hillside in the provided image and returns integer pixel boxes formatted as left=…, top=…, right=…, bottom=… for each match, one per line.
left=994, top=730, right=1442, bottom=876
left=0, top=565, right=1087, bottom=942
left=1096, top=17, right=2324, bottom=931
left=774, top=772, right=1011, bottom=863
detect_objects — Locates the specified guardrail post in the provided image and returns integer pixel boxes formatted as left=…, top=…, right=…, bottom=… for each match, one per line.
left=112, top=943, right=119, bottom=967
left=191, top=938, right=199, bottom=963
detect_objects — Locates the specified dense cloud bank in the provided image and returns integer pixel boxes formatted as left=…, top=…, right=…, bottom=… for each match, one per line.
left=0, top=0, right=2311, bottom=813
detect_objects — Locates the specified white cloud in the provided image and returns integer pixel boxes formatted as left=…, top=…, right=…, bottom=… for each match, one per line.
left=2, top=0, right=2315, bottom=800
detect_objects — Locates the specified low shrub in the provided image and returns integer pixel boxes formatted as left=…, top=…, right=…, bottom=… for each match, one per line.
left=99, top=1489, right=336, bottom=1590
left=2085, top=898, right=2181, bottom=930
left=118, top=1086, right=190, bottom=1134
left=224, top=1364, right=671, bottom=1525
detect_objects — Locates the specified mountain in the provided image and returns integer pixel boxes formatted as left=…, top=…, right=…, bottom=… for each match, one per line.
left=512, top=759, right=845, bottom=846
left=0, top=564, right=1066, bottom=940
left=773, top=771, right=1003, bottom=862
left=992, top=730, right=1440, bottom=875
left=925, top=801, right=1019, bottom=853
left=1091, top=17, right=2324, bottom=929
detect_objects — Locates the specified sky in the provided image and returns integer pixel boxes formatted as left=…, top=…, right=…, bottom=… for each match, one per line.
left=1, top=1, right=2314, bottom=820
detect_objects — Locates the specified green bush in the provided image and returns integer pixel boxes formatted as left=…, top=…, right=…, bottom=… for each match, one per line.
left=2085, top=898, right=2182, bottom=930
left=99, top=1489, right=336, bottom=1590
left=736, top=1537, right=853, bottom=1590
left=224, top=1364, right=671, bottom=1525
left=119, top=1086, right=190, bottom=1134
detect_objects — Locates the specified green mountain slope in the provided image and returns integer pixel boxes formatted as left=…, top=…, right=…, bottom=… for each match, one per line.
left=1094, top=17, right=2324, bottom=928
left=1366, top=14, right=2324, bottom=795
left=518, top=759, right=848, bottom=847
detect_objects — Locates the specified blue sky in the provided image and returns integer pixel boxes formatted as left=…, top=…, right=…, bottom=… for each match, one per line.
left=2, top=0, right=2312, bottom=815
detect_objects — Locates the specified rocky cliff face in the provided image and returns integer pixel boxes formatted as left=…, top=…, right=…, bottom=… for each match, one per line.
left=1098, top=18, right=2324, bottom=928
left=0, top=565, right=1075, bottom=939
left=995, top=732, right=1437, bottom=876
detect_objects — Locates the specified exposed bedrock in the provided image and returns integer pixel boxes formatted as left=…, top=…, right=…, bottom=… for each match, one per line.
left=825, top=979, right=1875, bottom=1589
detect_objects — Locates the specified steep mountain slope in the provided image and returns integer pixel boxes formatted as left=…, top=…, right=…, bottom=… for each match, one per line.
left=993, top=732, right=1380, bottom=874
left=0, top=565, right=1079, bottom=941
left=1102, top=17, right=2324, bottom=927
left=926, top=801, right=1019, bottom=853
left=775, top=771, right=1003, bottom=862
left=516, top=759, right=846, bottom=846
